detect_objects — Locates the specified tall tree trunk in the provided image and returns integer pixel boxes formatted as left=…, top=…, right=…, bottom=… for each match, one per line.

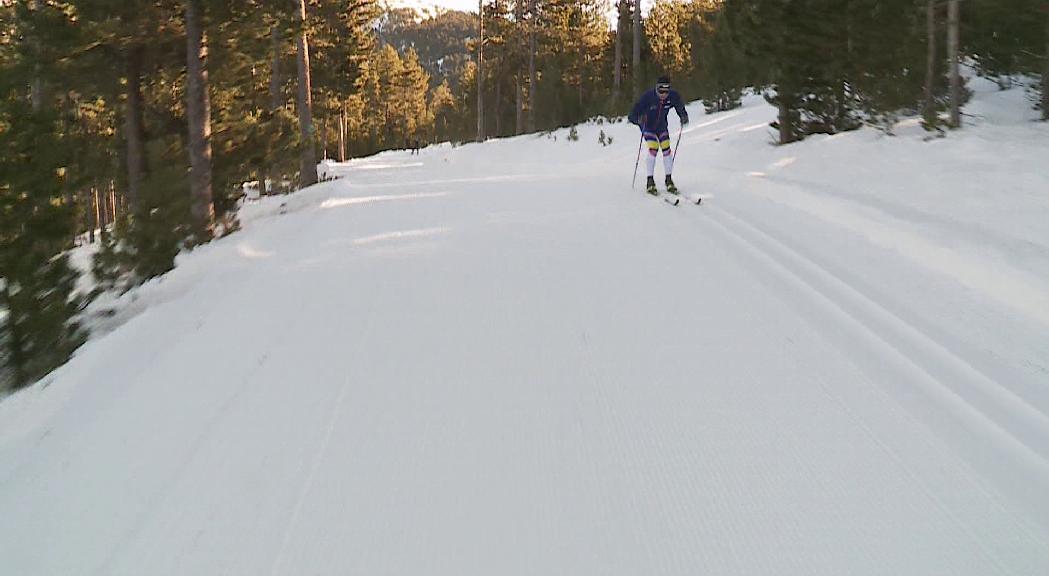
left=516, top=75, right=524, bottom=134
left=923, top=0, right=937, bottom=127
left=1, top=281, right=26, bottom=387
left=99, top=185, right=108, bottom=239
left=578, top=49, right=584, bottom=108
left=947, top=0, right=961, bottom=128
left=339, top=106, right=346, bottom=161
left=495, top=74, right=502, bottom=136
left=477, top=0, right=485, bottom=142
left=29, top=0, right=44, bottom=112
left=515, top=0, right=524, bottom=134
left=89, top=187, right=99, bottom=243
left=265, top=20, right=283, bottom=196
left=30, top=72, right=44, bottom=113
left=125, top=45, right=147, bottom=212
left=613, top=1, right=624, bottom=99
left=270, top=23, right=282, bottom=112
left=528, top=0, right=536, bottom=132
left=294, top=0, right=317, bottom=187
left=1042, top=12, right=1049, bottom=121
left=778, top=95, right=792, bottom=145
left=101, top=182, right=111, bottom=235
left=319, top=116, right=325, bottom=159
left=576, top=4, right=585, bottom=108
left=186, top=0, right=214, bottom=234
left=632, top=0, right=641, bottom=96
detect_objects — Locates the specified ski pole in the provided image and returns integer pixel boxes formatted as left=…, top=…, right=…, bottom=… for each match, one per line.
left=631, top=135, right=644, bottom=190
left=671, top=124, right=683, bottom=165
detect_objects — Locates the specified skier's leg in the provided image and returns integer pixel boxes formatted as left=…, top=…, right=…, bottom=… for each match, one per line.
left=641, top=132, right=658, bottom=194
left=660, top=132, right=678, bottom=193
left=660, top=132, right=674, bottom=175
left=644, top=132, right=658, bottom=177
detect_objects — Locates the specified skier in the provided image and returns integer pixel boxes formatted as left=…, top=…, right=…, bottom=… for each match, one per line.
left=628, top=76, right=689, bottom=196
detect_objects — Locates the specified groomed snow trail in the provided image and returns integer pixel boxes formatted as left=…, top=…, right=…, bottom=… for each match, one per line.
left=3, top=81, right=1049, bottom=575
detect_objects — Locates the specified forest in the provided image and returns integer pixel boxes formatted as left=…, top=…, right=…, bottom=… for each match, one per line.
left=1, top=0, right=1047, bottom=389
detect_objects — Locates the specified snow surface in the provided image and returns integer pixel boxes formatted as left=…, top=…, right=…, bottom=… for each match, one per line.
left=2, top=77, right=1049, bottom=575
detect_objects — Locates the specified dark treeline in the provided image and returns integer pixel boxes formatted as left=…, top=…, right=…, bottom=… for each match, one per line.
left=1, top=0, right=1047, bottom=389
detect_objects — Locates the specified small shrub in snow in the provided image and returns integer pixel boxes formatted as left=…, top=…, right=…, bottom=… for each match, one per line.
left=568, top=126, right=579, bottom=141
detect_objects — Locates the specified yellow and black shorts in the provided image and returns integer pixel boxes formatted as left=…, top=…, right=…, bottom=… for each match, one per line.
left=643, top=131, right=672, bottom=157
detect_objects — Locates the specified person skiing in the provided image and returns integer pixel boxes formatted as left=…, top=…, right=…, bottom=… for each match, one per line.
left=628, top=75, right=689, bottom=196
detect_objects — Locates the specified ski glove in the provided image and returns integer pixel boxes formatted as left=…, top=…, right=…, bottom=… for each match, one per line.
left=681, top=116, right=690, bottom=126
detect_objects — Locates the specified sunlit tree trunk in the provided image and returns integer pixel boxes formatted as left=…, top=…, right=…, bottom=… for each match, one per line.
left=339, top=106, right=347, bottom=161
left=779, top=100, right=790, bottom=145
left=578, top=47, right=584, bottom=108
left=516, top=75, right=524, bottom=134
left=528, top=0, right=536, bottom=132
left=29, top=0, right=45, bottom=112
left=477, top=0, right=485, bottom=141
left=1042, top=13, right=1048, bottom=121
left=186, top=0, right=214, bottom=234
left=613, top=1, right=624, bottom=98
left=923, top=0, right=937, bottom=126
left=515, top=0, right=524, bottom=134
left=947, top=0, right=961, bottom=128
left=632, top=0, right=641, bottom=96
left=295, top=0, right=317, bottom=187
left=495, top=74, right=502, bottom=136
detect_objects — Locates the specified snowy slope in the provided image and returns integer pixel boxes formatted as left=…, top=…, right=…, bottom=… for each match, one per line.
left=2, top=77, right=1049, bottom=575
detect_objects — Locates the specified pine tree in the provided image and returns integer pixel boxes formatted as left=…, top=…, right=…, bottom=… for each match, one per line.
left=967, top=0, right=1048, bottom=119
left=815, top=0, right=918, bottom=132
left=0, top=101, right=86, bottom=390
left=310, top=0, right=379, bottom=160
left=376, top=44, right=406, bottom=145
left=645, top=0, right=693, bottom=80
left=400, top=49, right=433, bottom=141
left=695, top=7, right=748, bottom=113
left=430, top=79, right=458, bottom=142
left=726, top=0, right=807, bottom=143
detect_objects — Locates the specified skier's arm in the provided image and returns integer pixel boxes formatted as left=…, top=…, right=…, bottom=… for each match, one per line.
left=673, top=92, right=689, bottom=125
left=628, top=98, right=645, bottom=128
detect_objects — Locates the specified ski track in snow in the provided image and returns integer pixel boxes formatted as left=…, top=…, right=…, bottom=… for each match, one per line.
left=706, top=205, right=1049, bottom=478
left=2, top=77, right=1049, bottom=575
left=703, top=206, right=1049, bottom=540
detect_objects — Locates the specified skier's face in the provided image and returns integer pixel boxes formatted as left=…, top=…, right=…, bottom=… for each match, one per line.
left=657, top=86, right=670, bottom=99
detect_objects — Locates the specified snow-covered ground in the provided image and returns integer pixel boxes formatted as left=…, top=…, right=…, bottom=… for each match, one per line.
left=2, top=77, right=1049, bottom=575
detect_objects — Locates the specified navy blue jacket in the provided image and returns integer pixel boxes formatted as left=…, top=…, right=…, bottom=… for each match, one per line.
left=628, top=89, right=688, bottom=133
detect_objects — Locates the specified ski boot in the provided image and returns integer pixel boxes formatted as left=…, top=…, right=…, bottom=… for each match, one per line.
left=665, top=175, right=679, bottom=195
left=646, top=176, right=658, bottom=196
